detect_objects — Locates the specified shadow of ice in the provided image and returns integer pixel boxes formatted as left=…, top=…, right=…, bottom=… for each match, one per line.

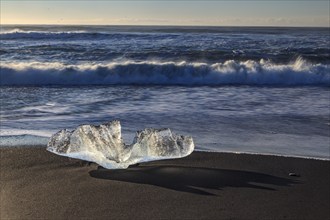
left=89, top=165, right=298, bottom=196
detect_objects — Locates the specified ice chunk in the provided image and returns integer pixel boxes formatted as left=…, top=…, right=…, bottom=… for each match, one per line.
left=124, top=128, right=194, bottom=165
left=47, top=121, right=131, bottom=163
left=47, top=121, right=194, bottom=169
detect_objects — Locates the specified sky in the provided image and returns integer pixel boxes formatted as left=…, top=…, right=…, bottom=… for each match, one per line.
left=1, top=1, right=329, bottom=27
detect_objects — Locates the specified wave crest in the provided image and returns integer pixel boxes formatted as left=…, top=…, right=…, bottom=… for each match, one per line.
left=1, top=59, right=329, bottom=86
left=0, top=29, right=105, bottom=40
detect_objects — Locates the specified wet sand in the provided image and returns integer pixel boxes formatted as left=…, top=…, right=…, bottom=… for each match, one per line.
left=1, top=147, right=329, bottom=219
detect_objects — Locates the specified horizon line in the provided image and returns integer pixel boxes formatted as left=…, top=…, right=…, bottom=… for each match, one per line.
left=1, top=23, right=328, bottom=28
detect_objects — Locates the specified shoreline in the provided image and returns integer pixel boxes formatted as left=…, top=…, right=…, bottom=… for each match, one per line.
left=1, top=145, right=329, bottom=161
left=195, top=149, right=330, bottom=161
left=1, top=146, right=329, bottom=219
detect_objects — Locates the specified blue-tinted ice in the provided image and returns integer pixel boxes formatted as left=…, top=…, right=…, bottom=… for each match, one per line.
left=47, top=121, right=194, bottom=169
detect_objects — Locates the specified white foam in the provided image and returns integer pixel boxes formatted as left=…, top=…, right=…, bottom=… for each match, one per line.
left=0, top=135, right=49, bottom=147
left=0, top=129, right=52, bottom=137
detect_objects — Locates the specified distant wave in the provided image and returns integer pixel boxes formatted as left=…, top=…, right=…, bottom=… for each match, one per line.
left=0, top=29, right=158, bottom=40
left=0, top=28, right=79, bottom=34
left=1, top=58, right=329, bottom=86
left=0, top=29, right=108, bottom=40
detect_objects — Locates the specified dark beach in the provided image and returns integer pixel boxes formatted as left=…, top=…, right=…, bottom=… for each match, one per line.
left=1, top=147, right=329, bottom=220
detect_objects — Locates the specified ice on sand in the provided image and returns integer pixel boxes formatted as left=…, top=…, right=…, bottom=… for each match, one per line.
left=47, top=120, right=194, bottom=169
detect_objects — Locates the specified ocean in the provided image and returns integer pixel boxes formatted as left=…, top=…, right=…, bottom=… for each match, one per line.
left=0, top=25, right=329, bottom=159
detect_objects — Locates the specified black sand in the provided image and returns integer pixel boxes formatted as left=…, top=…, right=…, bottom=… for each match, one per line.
left=1, top=147, right=329, bottom=219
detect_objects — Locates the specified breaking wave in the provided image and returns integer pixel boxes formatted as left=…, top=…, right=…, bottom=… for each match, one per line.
left=1, top=58, right=329, bottom=86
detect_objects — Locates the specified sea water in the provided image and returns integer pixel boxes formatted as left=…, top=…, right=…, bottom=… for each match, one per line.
left=0, top=25, right=329, bottom=159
